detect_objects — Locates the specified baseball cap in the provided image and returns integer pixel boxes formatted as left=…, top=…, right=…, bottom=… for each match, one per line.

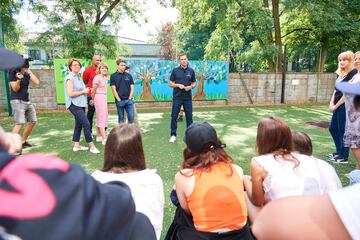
left=0, top=48, right=24, bottom=70
left=336, top=81, right=360, bottom=95
left=184, top=122, right=225, bottom=153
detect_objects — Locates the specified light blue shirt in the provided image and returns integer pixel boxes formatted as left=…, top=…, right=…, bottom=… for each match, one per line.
left=64, top=72, right=87, bottom=109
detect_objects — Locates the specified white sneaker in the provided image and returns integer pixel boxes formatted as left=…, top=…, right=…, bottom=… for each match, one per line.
left=89, top=148, right=100, bottom=154
left=169, top=136, right=176, bottom=143
left=102, top=139, right=107, bottom=145
left=73, top=146, right=89, bottom=152
left=96, top=136, right=102, bottom=142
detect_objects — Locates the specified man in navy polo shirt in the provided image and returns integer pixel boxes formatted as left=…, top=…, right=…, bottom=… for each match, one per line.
left=110, top=58, right=135, bottom=124
left=169, top=53, right=196, bottom=143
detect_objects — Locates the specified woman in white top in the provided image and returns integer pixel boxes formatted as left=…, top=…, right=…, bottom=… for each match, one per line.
left=92, top=124, right=164, bottom=240
left=243, top=117, right=342, bottom=222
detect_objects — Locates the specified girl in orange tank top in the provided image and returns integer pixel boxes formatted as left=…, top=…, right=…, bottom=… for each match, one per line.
left=167, top=122, right=252, bottom=240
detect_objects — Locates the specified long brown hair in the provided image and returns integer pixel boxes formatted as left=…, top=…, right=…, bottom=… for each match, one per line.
left=292, top=131, right=313, bottom=156
left=181, top=142, right=234, bottom=176
left=256, top=116, right=299, bottom=167
left=103, top=124, right=146, bottom=173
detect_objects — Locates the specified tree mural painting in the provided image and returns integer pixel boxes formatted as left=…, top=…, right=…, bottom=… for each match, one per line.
left=192, top=61, right=227, bottom=100
left=54, top=59, right=227, bottom=103
left=128, top=60, right=177, bottom=101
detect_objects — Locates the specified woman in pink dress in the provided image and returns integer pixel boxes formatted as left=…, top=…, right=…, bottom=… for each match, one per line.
left=91, top=63, right=109, bottom=145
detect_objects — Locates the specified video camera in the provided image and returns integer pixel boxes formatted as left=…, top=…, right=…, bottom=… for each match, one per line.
left=8, top=55, right=34, bottom=80
left=17, top=55, right=33, bottom=71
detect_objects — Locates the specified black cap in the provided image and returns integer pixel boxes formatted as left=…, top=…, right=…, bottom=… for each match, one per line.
left=184, top=122, right=225, bottom=153
left=0, top=48, right=25, bottom=70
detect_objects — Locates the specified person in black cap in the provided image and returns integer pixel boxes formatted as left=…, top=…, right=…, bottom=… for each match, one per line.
left=165, top=122, right=252, bottom=240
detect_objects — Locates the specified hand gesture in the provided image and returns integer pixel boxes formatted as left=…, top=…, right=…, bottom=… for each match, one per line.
left=329, top=105, right=337, bottom=113
left=184, top=86, right=192, bottom=92
left=16, top=72, right=24, bottom=80
left=83, top=88, right=90, bottom=94
left=0, top=127, right=22, bottom=154
left=178, top=84, right=185, bottom=89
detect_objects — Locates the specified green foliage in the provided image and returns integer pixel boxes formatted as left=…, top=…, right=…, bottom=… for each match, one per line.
left=176, top=0, right=360, bottom=72
left=31, top=0, right=145, bottom=59
left=0, top=0, right=22, bottom=50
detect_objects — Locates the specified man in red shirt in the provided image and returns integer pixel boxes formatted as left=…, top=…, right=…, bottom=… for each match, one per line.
left=82, top=55, right=102, bottom=134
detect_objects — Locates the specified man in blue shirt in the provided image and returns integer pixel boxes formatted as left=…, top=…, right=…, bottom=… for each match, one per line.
left=169, top=53, right=196, bottom=143
left=110, top=58, right=135, bottom=124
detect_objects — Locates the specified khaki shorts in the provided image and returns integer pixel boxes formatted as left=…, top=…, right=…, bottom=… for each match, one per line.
left=10, top=99, right=37, bottom=125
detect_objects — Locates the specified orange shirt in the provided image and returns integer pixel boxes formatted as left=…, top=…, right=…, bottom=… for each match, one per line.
left=187, top=162, right=248, bottom=232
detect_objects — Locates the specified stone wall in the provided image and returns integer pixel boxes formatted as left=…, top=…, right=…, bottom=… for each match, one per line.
left=228, top=73, right=335, bottom=104
left=0, top=73, right=7, bottom=112
left=0, top=69, right=336, bottom=110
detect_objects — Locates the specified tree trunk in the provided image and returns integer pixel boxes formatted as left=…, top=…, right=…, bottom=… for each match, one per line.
left=139, top=74, right=155, bottom=101
left=317, top=40, right=328, bottom=72
left=272, top=0, right=283, bottom=73
left=193, top=74, right=206, bottom=100
left=262, top=0, right=276, bottom=72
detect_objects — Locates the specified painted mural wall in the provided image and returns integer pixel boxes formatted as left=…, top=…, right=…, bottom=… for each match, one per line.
left=54, top=59, right=228, bottom=103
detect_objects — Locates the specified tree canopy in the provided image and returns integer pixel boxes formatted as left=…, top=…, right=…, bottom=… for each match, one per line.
left=30, top=0, right=146, bottom=59
left=175, top=0, right=360, bottom=72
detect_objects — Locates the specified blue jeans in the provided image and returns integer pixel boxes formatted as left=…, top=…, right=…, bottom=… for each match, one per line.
left=116, top=99, right=134, bottom=124
left=329, top=104, right=349, bottom=159
left=349, top=170, right=360, bottom=185
left=69, top=104, right=93, bottom=143
left=170, top=99, right=193, bottom=136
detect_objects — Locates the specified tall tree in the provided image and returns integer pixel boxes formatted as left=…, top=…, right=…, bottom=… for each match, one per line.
left=283, top=0, right=360, bottom=72
left=157, top=22, right=176, bottom=60
left=32, top=0, right=146, bottom=59
left=0, top=0, right=23, bottom=50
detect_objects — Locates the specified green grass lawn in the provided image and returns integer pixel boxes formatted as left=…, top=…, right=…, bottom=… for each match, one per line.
left=0, top=104, right=355, bottom=239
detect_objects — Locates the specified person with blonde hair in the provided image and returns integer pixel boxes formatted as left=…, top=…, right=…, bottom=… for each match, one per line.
left=336, top=51, right=360, bottom=170
left=91, top=63, right=109, bottom=145
left=328, top=51, right=357, bottom=163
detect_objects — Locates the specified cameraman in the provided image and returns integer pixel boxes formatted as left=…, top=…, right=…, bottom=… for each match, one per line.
left=9, top=57, right=40, bottom=148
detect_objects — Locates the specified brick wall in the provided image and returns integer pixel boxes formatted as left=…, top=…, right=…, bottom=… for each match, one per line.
left=228, top=73, right=334, bottom=104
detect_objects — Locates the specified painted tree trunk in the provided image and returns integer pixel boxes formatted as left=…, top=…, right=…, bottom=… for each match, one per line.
left=193, top=74, right=206, bottom=100
left=139, top=75, right=155, bottom=101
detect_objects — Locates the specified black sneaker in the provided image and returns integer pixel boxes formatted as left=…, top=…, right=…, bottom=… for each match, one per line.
left=328, top=156, right=348, bottom=164
left=327, top=152, right=339, bottom=159
left=22, top=141, right=35, bottom=148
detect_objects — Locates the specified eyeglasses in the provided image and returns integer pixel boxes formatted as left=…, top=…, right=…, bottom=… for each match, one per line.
left=72, top=64, right=81, bottom=67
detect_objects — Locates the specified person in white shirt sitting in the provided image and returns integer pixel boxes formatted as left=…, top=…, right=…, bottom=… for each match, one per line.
left=92, top=124, right=164, bottom=240
left=243, top=117, right=342, bottom=222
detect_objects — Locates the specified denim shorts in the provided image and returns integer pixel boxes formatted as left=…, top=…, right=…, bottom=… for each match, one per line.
left=10, top=99, right=37, bottom=124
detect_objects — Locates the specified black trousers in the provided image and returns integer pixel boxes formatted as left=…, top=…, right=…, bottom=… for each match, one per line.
left=165, top=206, right=254, bottom=240
left=87, top=96, right=95, bottom=133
